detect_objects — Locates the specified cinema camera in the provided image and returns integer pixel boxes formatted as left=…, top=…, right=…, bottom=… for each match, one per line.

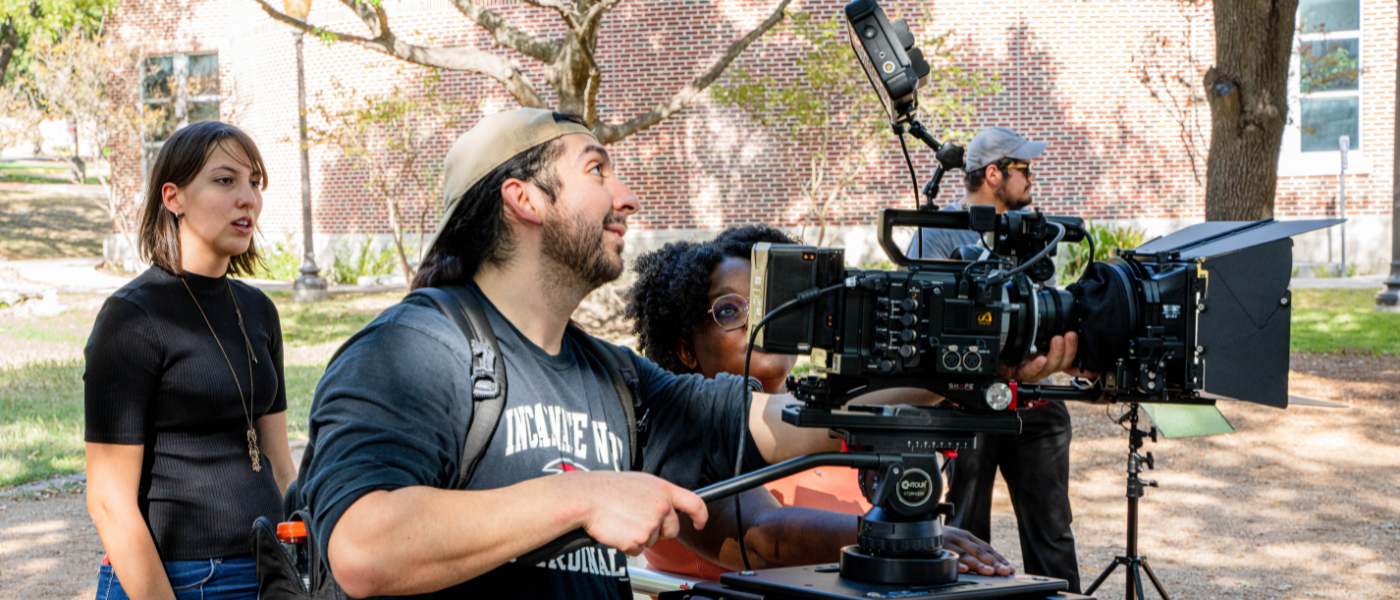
left=656, top=1, right=1336, bottom=599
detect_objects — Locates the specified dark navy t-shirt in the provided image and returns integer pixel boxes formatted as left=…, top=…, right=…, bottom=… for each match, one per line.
left=299, top=284, right=763, bottom=599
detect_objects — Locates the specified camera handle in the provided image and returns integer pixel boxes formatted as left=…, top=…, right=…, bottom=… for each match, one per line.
left=512, top=452, right=885, bottom=566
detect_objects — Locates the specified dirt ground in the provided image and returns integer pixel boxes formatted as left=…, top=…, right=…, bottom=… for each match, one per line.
left=1, top=352, right=1395, bottom=599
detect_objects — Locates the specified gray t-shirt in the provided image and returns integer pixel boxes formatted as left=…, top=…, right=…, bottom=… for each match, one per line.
left=906, top=199, right=984, bottom=261
left=299, top=284, right=762, bottom=599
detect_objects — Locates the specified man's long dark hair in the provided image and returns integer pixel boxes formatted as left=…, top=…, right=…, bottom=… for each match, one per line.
left=411, top=114, right=586, bottom=290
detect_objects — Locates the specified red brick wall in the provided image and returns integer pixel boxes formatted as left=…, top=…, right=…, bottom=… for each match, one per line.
left=105, top=0, right=1397, bottom=246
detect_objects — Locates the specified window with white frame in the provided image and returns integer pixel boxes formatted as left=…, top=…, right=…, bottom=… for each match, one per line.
left=140, top=53, right=221, bottom=171
left=1280, top=0, right=1366, bottom=175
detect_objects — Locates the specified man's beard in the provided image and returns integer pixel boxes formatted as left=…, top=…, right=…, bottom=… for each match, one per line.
left=541, top=206, right=625, bottom=292
left=996, top=182, right=1033, bottom=211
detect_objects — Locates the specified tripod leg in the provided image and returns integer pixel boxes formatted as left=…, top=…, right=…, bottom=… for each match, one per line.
left=1130, top=561, right=1148, bottom=600
left=1141, top=560, right=1171, bottom=600
left=1084, top=558, right=1121, bottom=595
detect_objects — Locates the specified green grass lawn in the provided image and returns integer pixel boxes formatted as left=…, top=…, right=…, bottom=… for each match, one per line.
left=1290, top=288, right=1400, bottom=355
left=0, top=292, right=399, bottom=488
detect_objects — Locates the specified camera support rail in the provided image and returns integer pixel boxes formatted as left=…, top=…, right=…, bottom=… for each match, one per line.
left=1083, top=403, right=1172, bottom=600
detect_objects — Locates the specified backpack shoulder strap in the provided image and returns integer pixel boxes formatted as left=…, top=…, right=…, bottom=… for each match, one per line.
left=428, top=285, right=510, bottom=491
left=395, top=286, right=509, bottom=491
left=568, top=326, right=643, bottom=471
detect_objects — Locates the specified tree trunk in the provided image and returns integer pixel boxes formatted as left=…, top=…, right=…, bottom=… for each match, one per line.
left=1202, top=0, right=1299, bottom=221
left=0, top=17, right=17, bottom=84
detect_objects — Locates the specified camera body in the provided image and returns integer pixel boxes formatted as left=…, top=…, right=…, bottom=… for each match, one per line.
left=750, top=206, right=1085, bottom=411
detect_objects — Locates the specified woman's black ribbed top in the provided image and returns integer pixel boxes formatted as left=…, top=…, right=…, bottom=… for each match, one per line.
left=84, top=266, right=287, bottom=560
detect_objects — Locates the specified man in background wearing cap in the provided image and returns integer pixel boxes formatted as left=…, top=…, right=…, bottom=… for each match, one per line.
left=906, top=126, right=1083, bottom=592
left=294, top=109, right=999, bottom=599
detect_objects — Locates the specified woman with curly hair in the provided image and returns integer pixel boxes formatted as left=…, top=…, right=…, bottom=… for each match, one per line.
left=627, top=225, right=1014, bottom=580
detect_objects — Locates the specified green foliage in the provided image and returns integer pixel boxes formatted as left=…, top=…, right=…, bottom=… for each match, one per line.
left=251, top=235, right=304, bottom=282
left=0, top=0, right=119, bottom=85
left=1056, top=221, right=1148, bottom=286
left=1291, top=289, right=1400, bottom=355
left=327, top=236, right=399, bottom=285
left=307, top=67, right=472, bottom=281
left=712, top=11, right=1001, bottom=245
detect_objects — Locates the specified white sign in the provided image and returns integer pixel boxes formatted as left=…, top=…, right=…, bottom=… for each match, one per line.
left=1339, top=135, right=1349, bottom=172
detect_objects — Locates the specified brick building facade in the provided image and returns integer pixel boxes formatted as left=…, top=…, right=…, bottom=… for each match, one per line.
left=105, top=0, right=1397, bottom=272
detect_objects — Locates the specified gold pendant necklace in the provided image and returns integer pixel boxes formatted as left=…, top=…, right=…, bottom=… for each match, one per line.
left=181, top=276, right=263, bottom=472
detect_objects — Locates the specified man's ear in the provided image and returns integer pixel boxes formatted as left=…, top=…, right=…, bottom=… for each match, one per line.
left=501, top=178, right=546, bottom=227
left=984, top=165, right=1003, bottom=189
left=675, top=338, right=699, bottom=371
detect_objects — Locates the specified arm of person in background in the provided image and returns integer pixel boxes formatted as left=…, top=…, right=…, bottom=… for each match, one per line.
left=86, top=443, right=178, bottom=600
left=256, top=412, right=297, bottom=496
left=750, top=332, right=1084, bottom=464
left=84, top=298, right=178, bottom=599
left=676, top=488, right=1014, bottom=575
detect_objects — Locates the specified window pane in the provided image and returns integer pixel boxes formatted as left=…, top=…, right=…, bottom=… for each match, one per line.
left=143, top=56, right=173, bottom=100
left=188, top=101, right=221, bottom=124
left=1300, top=37, right=1359, bottom=93
left=146, top=102, right=178, bottom=142
left=1299, top=0, right=1359, bottom=32
left=1300, top=97, right=1359, bottom=152
left=187, top=54, right=220, bottom=96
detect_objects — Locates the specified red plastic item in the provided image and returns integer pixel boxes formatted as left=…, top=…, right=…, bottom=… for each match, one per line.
left=277, top=521, right=308, bottom=543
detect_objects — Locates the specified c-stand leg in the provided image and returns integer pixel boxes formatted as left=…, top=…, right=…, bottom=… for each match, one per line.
left=1084, top=403, right=1172, bottom=600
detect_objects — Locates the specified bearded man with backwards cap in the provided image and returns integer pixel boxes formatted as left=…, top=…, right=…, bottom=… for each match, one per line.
left=296, top=110, right=1088, bottom=599
left=907, top=126, right=1086, bottom=593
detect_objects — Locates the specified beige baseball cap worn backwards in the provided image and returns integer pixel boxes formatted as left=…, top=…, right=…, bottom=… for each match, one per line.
left=424, top=108, right=596, bottom=255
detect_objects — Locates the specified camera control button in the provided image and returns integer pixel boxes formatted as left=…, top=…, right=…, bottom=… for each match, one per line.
left=879, top=359, right=895, bottom=373
left=900, top=314, right=918, bottom=327
left=901, top=298, right=919, bottom=311
left=899, top=344, right=916, bottom=358
left=898, top=329, right=916, bottom=342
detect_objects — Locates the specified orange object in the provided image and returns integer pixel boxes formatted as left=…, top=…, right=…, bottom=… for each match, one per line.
left=643, top=467, right=869, bottom=580
left=277, top=521, right=308, bottom=543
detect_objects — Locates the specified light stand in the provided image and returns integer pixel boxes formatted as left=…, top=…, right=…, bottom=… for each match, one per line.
left=1084, top=403, right=1171, bottom=600
left=290, top=28, right=328, bottom=302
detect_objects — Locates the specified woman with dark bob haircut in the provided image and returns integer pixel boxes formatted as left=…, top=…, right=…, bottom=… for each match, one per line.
left=84, top=121, right=296, bottom=600
left=629, top=225, right=1014, bottom=580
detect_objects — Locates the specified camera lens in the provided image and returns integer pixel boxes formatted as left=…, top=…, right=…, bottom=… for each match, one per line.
left=863, top=25, right=878, bottom=39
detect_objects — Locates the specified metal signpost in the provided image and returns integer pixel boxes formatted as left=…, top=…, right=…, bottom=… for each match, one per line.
left=1339, top=136, right=1348, bottom=277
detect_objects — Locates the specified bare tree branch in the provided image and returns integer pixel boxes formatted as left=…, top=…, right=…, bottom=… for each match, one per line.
left=579, top=0, right=623, bottom=41
left=520, top=0, right=579, bottom=28
left=593, top=0, right=790, bottom=144
left=253, top=0, right=548, bottom=108
left=448, top=0, right=564, bottom=62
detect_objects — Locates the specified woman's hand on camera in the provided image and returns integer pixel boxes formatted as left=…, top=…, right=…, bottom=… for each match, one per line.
left=943, top=526, right=1015, bottom=576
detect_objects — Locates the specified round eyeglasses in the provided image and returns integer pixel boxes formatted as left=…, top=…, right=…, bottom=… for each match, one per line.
left=708, top=293, right=749, bottom=331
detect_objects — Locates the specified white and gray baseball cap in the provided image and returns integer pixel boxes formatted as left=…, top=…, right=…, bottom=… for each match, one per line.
left=964, top=127, right=1046, bottom=171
